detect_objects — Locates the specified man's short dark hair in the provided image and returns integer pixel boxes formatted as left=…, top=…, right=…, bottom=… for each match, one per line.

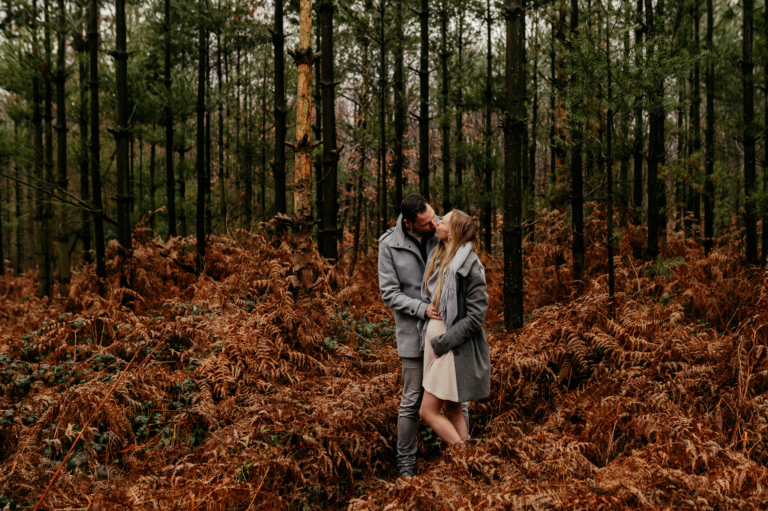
left=401, top=194, right=429, bottom=223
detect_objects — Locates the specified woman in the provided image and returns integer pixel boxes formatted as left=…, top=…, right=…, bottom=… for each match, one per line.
left=418, top=209, right=490, bottom=446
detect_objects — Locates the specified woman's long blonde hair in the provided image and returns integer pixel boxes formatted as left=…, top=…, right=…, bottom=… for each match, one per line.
left=424, top=210, right=478, bottom=309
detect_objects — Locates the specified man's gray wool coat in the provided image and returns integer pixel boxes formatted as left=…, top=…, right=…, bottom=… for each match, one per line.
left=378, top=214, right=440, bottom=358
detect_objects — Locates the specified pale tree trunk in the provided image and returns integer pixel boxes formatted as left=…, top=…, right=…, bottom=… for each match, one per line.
left=704, top=0, right=714, bottom=255
left=278, top=0, right=319, bottom=291
left=570, top=0, right=583, bottom=295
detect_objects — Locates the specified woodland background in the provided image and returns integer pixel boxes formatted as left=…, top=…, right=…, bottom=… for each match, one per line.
left=1, top=0, right=768, bottom=508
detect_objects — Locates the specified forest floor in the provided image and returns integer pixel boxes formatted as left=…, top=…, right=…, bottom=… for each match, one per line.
left=1, top=207, right=768, bottom=510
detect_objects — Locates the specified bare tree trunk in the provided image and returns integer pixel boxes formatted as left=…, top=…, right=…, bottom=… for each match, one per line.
left=632, top=0, right=644, bottom=232
left=41, top=0, right=54, bottom=298
left=313, top=16, right=323, bottom=250
left=393, top=0, right=405, bottom=210
left=455, top=8, right=465, bottom=210
left=504, top=0, right=523, bottom=330
left=415, top=0, right=430, bottom=201
left=150, top=132, right=157, bottom=232
left=743, top=0, right=757, bottom=264
left=483, top=0, right=492, bottom=251
left=196, top=0, right=207, bottom=271
left=440, top=0, right=450, bottom=213
left=55, top=0, right=70, bottom=296
left=272, top=0, right=287, bottom=216
left=164, top=0, right=176, bottom=237
left=349, top=40, right=369, bottom=278
left=379, top=0, right=389, bottom=230
left=689, top=2, right=701, bottom=235
left=571, top=0, right=583, bottom=295
left=526, top=15, right=538, bottom=219
left=606, top=13, right=614, bottom=298
left=645, top=0, right=662, bottom=259
left=205, top=39, right=213, bottom=233
left=279, top=0, right=318, bottom=291
left=89, top=0, right=106, bottom=293
left=320, top=0, right=338, bottom=261
left=114, top=0, right=133, bottom=267
left=217, top=31, right=227, bottom=228
left=77, top=24, right=91, bottom=265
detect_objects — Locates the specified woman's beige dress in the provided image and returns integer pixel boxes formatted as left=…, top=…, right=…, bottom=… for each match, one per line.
left=423, top=319, right=459, bottom=402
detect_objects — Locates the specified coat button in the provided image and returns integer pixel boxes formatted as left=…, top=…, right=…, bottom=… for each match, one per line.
left=454, top=350, right=460, bottom=356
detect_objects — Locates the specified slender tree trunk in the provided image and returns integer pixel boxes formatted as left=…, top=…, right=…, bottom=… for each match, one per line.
left=440, top=1, right=450, bottom=213
left=313, top=16, right=323, bottom=249
left=549, top=25, right=556, bottom=194
left=393, top=0, right=405, bottom=209
left=632, top=0, right=644, bottom=231
left=150, top=134, right=157, bottom=231
left=197, top=0, right=207, bottom=272
left=164, top=0, right=176, bottom=237
left=483, top=0, right=492, bottom=251
left=272, top=0, right=287, bottom=216
left=280, top=0, right=317, bottom=291
left=645, top=0, right=662, bottom=259
left=78, top=29, right=91, bottom=265
left=349, top=40, right=369, bottom=278
left=504, top=0, right=523, bottom=330
left=41, top=0, right=54, bottom=298
left=704, top=0, right=714, bottom=255
left=416, top=0, right=430, bottom=201
left=234, top=46, right=241, bottom=209
left=454, top=8, right=464, bottom=210
left=606, top=16, right=614, bottom=298
left=205, top=38, right=213, bottom=233
left=379, top=1, right=389, bottom=230
left=114, top=0, right=132, bottom=263
left=55, top=0, right=70, bottom=296
left=527, top=16, right=538, bottom=219
left=320, top=0, right=338, bottom=260
left=138, top=136, right=143, bottom=215
left=244, top=64, right=253, bottom=225
left=14, top=122, right=23, bottom=273
left=763, top=1, right=768, bottom=263
left=89, top=0, right=106, bottom=293
left=571, top=0, right=583, bottom=294
left=261, top=51, right=268, bottom=216
left=217, top=32, right=227, bottom=228
left=690, top=2, right=701, bottom=234
left=179, top=128, right=187, bottom=236
left=743, top=0, right=757, bottom=264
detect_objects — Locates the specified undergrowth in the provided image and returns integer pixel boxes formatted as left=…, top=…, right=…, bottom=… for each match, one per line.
left=0, top=207, right=766, bottom=510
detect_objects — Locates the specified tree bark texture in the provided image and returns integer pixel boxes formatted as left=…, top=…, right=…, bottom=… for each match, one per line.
left=89, top=0, right=106, bottom=293
left=41, top=0, right=54, bottom=298
left=416, top=0, right=430, bottom=201
left=379, top=1, right=389, bottom=231
left=164, top=0, right=176, bottom=237
left=483, top=0, right=493, bottom=252
left=393, top=0, right=405, bottom=210
left=114, top=0, right=132, bottom=258
left=320, top=0, right=338, bottom=261
left=196, top=0, right=207, bottom=272
left=273, top=0, right=287, bottom=216
left=503, top=0, right=524, bottom=330
left=632, top=0, right=644, bottom=228
left=570, top=0, right=583, bottom=295
left=55, top=0, right=70, bottom=296
left=440, top=2, right=450, bottom=214
left=743, top=0, right=757, bottom=264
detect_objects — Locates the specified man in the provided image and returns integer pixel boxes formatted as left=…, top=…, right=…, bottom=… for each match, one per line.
left=378, top=194, right=469, bottom=478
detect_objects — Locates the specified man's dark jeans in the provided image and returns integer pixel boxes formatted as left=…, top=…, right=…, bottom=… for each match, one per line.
left=397, top=357, right=470, bottom=477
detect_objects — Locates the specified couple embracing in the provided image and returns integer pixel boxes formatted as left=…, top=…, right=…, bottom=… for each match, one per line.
left=378, top=194, right=491, bottom=478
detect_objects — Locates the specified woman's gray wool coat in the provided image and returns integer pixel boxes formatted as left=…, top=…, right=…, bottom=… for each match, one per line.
left=429, top=251, right=491, bottom=402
